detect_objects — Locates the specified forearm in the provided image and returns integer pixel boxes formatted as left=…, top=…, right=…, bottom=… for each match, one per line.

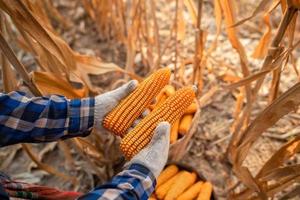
left=78, top=163, right=156, bottom=200
left=0, top=91, right=95, bottom=147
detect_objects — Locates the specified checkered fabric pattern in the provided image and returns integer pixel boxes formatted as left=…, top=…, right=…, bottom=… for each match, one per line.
left=78, top=163, right=156, bottom=200
left=0, top=91, right=94, bottom=147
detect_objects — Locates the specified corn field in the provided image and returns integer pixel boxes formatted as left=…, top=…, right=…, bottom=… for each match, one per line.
left=1, top=0, right=300, bottom=199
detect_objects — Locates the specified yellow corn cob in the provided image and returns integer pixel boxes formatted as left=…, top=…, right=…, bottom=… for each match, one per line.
left=103, top=68, right=171, bottom=136
left=197, top=182, right=213, bottom=200
left=184, top=102, right=197, bottom=114
left=157, top=165, right=179, bottom=187
left=179, top=114, right=194, bottom=135
left=120, top=86, right=196, bottom=159
left=165, top=172, right=197, bottom=200
left=156, top=171, right=185, bottom=199
left=154, top=93, right=167, bottom=109
left=164, top=85, right=175, bottom=96
left=176, top=181, right=203, bottom=200
left=153, top=85, right=175, bottom=110
left=170, top=119, right=180, bottom=144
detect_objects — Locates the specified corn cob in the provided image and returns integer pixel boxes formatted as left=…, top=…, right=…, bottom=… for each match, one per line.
left=179, top=114, right=193, bottom=135
left=177, top=181, right=203, bottom=200
left=184, top=102, right=197, bottom=114
left=103, top=68, right=171, bottom=136
left=197, top=182, right=213, bottom=200
left=157, top=165, right=179, bottom=187
left=164, top=85, right=175, bottom=96
left=153, top=85, right=175, bottom=111
left=154, top=93, right=167, bottom=109
left=165, top=172, right=197, bottom=200
left=170, top=119, right=180, bottom=144
left=156, top=171, right=185, bottom=199
left=120, top=86, right=196, bottom=159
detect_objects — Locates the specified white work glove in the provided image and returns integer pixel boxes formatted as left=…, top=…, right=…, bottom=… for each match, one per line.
left=93, top=80, right=138, bottom=132
left=125, top=122, right=171, bottom=178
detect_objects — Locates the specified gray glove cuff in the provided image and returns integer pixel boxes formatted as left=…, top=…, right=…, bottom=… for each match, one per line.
left=125, top=122, right=170, bottom=178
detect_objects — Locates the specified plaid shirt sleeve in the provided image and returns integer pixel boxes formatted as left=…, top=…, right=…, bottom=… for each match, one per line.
left=78, top=163, right=156, bottom=200
left=0, top=91, right=95, bottom=147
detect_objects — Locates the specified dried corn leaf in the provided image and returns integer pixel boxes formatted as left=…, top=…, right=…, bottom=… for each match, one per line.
left=22, top=144, right=76, bottom=183
left=225, top=69, right=272, bottom=90
left=177, top=1, right=186, bottom=41
left=1, top=0, right=128, bottom=91
left=226, top=47, right=290, bottom=90
left=258, top=136, right=300, bottom=178
left=219, top=0, right=252, bottom=130
left=0, top=146, right=21, bottom=170
left=251, top=6, right=298, bottom=100
left=42, top=0, right=72, bottom=28
left=286, top=12, right=298, bottom=47
left=83, top=0, right=126, bottom=41
left=232, top=0, right=280, bottom=27
left=0, top=0, right=76, bottom=73
left=22, top=0, right=53, bottom=31
left=265, top=175, right=300, bottom=197
left=280, top=0, right=298, bottom=48
left=219, top=73, right=241, bottom=83
left=0, top=16, right=17, bottom=92
left=234, top=82, right=300, bottom=167
left=32, top=71, right=88, bottom=99
left=199, top=86, right=219, bottom=108
left=0, top=31, right=41, bottom=95
left=237, top=153, right=300, bottom=199
left=81, top=0, right=96, bottom=20
left=208, top=0, right=222, bottom=53
left=183, top=0, right=197, bottom=27
left=233, top=91, right=244, bottom=118
left=260, top=164, right=300, bottom=182
left=73, top=138, right=104, bottom=160
left=220, top=0, right=245, bottom=52
left=234, top=174, right=300, bottom=200
left=58, top=141, right=74, bottom=170
left=38, top=143, right=57, bottom=161
left=231, top=83, right=300, bottom=199
left=125, top=11, right=139, bottom=73
left=236, top=166, right=265, bottom=198
left=252, top=14, right=272, bottom=59
left=76, top=53, right=142, bottom=85
left=268, top=66, right=283, bottom=103
left=279, top=184, right=300, bottom=199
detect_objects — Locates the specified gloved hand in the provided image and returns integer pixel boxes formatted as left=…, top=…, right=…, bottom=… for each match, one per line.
left=94, top=80, right=138, bottom=132
left=125, top=122, right=171, bottom=178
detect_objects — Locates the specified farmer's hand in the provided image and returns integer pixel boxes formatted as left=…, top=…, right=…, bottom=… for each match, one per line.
left=94, top=80, right=138, bottom=132
left=125, top=122, right=171, bottom=178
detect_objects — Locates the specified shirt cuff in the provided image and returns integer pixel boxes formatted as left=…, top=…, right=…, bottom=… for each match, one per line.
left=120, top=163, right=157, bottom=198
left=67, top=97, right=95, bottom=137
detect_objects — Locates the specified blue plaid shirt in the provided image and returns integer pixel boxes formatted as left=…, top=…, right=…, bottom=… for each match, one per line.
left=0, top=91, right=156, bottom=200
